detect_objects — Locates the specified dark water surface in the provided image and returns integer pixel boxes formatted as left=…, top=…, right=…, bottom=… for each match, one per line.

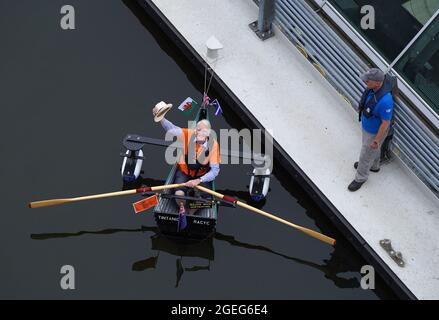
left=0, top=0, right=396, bottom=299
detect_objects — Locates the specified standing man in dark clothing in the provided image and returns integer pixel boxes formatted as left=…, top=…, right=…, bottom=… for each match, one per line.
left=348, top=68, right=394, bottom=191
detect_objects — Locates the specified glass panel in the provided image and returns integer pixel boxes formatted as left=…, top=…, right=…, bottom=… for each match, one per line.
left=394, top=14, right=439, bottom=115
left=328, top=0, right=439, bottom=61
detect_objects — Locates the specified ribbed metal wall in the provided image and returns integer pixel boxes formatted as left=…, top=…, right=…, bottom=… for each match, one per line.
left=268, top=0, right=439, bottom=196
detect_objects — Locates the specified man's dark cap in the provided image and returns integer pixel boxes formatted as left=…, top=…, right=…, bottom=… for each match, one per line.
left=360, top=68, right=385, bottom=82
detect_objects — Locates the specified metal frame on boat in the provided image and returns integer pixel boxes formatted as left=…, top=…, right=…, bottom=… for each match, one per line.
left=120, top=103, right=271, bottom=241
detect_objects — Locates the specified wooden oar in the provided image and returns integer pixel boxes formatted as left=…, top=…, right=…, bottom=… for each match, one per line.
left=196, top=185, right=336, bottom=246
left=28, top=183, right=185, bottom=209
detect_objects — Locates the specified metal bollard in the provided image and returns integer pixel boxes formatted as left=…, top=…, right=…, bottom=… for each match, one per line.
left=249, top=0, right=275, bottom=40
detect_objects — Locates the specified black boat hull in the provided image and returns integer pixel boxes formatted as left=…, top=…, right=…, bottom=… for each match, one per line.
left=154, top=212, right=216, bottom=240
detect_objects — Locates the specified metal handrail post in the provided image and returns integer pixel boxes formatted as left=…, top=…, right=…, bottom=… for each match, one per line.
left=249, top=0, right=276, bottom=40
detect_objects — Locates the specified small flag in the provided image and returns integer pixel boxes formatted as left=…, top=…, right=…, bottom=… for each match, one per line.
left=178, top=97, right=197, bottom=116
left=211, top=99, right=222, bottom=116
left=202, top=93, right=210, bottom=107
left=177, top=208, right=187, bottom=232
left=132, top=194, right=158, bottom=214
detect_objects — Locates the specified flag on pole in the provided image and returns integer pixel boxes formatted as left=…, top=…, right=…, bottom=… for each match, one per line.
left=211, top=99, right=222, bottom=116
left=132, top=194, right=158, bottom=214
left=202, top=93, right=210, bottom=107
left=178, top=97, right=197, bottom=116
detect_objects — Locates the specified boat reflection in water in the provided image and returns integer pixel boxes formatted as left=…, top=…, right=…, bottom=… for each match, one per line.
left=132, top=233, right=213, bottom=288
left=31, top=226, right=359, bottom=289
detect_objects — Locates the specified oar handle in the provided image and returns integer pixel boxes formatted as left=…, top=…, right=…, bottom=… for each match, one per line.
left=195, top=185, right=336, bottom=246
left=196, top=186, right=225, bottom=199
left=150, top=183, right=184, bottom=191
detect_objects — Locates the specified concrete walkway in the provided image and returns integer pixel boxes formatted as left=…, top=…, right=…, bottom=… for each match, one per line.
left=144, top=0, right=439, bottom=299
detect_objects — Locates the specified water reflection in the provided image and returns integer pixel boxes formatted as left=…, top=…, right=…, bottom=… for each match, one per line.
left=31, top=226, right=359, bottom=289
left=132, top=254, right=159, bottom=271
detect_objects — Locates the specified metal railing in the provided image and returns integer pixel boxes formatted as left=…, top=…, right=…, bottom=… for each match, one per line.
left=254, top=0, right=439, bottom=196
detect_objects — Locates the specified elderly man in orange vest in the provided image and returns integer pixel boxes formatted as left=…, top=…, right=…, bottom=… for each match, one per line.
left=153, top=102, right=220, bottom=216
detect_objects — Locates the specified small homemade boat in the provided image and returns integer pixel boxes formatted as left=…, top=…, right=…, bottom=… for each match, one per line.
left=153, top=106, right=219, bottom=241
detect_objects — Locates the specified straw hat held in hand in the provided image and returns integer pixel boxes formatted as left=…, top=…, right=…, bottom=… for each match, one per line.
left=152, top=101, right=173, bottom=122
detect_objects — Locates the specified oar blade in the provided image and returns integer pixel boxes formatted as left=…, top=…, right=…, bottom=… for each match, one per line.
left=28, top=183, right=186, bottom=209
left=298, top=227, right=336, bottom=246
left=196, top=185, right=337, bottom=246
left=28, top=199, right=70, bottom=209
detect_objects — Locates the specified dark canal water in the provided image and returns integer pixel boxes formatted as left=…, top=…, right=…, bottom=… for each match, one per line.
left=0, top=0, right=396, bottom=299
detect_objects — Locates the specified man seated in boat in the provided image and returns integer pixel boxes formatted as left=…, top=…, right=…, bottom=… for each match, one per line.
left=153, top=102, right=220, bottom=216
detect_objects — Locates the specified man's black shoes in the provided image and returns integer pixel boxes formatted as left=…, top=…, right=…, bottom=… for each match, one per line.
left=350, top=161, right=380, bottom=191
left=354, top=162, right=380, bottom=173
left=348, top=180, right=365, bottom=192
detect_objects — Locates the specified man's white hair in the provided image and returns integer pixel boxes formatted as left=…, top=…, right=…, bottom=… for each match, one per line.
left=197, top=119, right=211, bottom=130
left=196, top=119, right=211, bottom=138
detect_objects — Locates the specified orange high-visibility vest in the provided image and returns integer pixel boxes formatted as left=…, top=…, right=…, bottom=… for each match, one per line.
left=177, top=128, right=220, bottom=178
